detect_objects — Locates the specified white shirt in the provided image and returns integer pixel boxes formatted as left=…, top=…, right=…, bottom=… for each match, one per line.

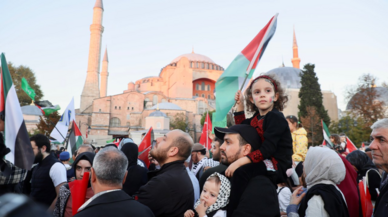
left=204, top=210, right=226, bottom=217
left=186, top=167, right=200, bottom=205
left=277, top=186, right=292, bottom=212
left=49, top=162, right=67, bottom=187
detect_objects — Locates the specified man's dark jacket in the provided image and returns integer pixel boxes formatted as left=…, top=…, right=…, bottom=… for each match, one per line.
left=74, top=190, right=154, bottom=217
left=374, top=173, right=388, bottom=217
left=135, top=160, right=194, bottom=217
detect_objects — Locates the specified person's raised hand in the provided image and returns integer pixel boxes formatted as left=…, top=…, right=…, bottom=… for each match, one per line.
left=290, top=186, right=306, bottom=205
left=184, top=210, right=195, bottom=217
left=234, top=90, right=244, bottom=112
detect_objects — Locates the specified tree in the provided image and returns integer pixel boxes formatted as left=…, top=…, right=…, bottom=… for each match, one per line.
left=36, top=111, right=61, bottom=137
left=298, top=63, right=331, bottom=126
left=300, top=106, right=322, bottom=146
left=200, top=111, right=215, bottom=126
left=329, top=115, right=371, bottom=147
left=170, top=113, right=188, bottom=131
left=6, top=62, right=43, bottom=106
left=346, top=74, right=386, bottom=127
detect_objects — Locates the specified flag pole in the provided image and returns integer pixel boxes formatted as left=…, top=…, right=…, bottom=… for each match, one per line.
left=233, top=13, right=279, bottom=108
left=206, top=111, right=208, bottom=150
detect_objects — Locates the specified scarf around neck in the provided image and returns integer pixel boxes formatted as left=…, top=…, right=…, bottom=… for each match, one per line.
left=192, top=157, right=207, bottom=175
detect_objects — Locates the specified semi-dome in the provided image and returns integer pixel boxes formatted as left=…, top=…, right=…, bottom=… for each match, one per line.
left=150, top=102, right=182, bottom=110
left=346, top=87, right=388, bottom=110
left=171, top=53, right=215, bottom=64
left=149, top=110, right=167, bottom=117
left=265, top=67, right=302, bottom=89
left=21, top=105, right=43, bottom=116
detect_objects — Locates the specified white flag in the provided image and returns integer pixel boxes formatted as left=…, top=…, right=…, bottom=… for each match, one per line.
left=50, top=98, right=75, bottom=143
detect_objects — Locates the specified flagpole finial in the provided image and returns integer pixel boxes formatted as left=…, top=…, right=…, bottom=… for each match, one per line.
left=156, top=103, right=159, bottom=110
left=192, top=46, right=194, bottom=54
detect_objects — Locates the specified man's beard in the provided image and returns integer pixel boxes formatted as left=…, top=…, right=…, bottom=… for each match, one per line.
left=34, top=151, right=43, bottom=164
left=150, top=146, right=169, bottom=166
left=212, top=151, right=221, bottom=162
left=220, top=148, right=242, bottom=165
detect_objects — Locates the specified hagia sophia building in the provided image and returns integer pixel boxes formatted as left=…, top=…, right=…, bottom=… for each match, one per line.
left=23, top=0, right=339, bottom=145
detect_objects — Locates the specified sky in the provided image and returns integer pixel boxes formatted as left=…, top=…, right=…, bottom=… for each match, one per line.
left=0, top=0, right=387, bottom=113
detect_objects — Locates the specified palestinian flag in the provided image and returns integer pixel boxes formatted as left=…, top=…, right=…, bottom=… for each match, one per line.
left=138, top=127, right=154, bottom=168
left=345, top=137, right=358, bottom=153
left=1, top=53, right=34, bottom=170
left=34, top=100, right=60, bottom=116
left=321, top=120, right=333, bottom=148
left=66, top=122, right=83, bottom=157
left=214, top=14, right=278, bottom=121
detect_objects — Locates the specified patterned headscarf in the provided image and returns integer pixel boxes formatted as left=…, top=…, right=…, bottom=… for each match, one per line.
left=194, top=172, right=231, bottom=214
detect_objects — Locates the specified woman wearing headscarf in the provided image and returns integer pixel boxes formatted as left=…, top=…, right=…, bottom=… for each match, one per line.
left=121, top=142, right=148, bottom=196
left=53, top=152, right=95, bottom=217
left=287, top=147, right=349, bottom=217
left=346, top=150, right=381, bottom=201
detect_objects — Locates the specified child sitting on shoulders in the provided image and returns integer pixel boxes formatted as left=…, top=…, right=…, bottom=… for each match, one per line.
left=184, top=173, right=230, bottom=217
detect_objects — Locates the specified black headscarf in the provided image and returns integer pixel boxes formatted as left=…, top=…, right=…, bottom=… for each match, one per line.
left=121, top=142, right=148, bottom=196
left=72, top=152, right=95, bottom=179
left=346, top=150, right=377, bottom=180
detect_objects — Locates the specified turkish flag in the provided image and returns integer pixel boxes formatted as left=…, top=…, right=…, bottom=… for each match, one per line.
left=138, top=127, right=154, bottom=168
left=358, top=180, right=373, bottom=217
left=346, top=137, right=358, bottom=153
left=199, top=113, right=212, bottom=150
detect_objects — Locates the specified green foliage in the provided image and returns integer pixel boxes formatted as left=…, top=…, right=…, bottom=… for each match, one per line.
left=300, top=106, right=323, bottom=146
left=170, top=113, right=188, bottom=131
left=329, top=115, right=371, bottom=147
left=6, top=62, right=43, bottom=106
left=298, top=63, right=331, bottom=126
left=200, top=111, right=215, bottom=126
left=36, top=111, right=61, bottom=137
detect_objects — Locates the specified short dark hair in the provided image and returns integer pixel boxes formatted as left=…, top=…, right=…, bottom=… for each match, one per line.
left=30, top=134, right=50, bottom=153
left=173, top=134, right=193, bottom=160
left=214, top=137, right=223, bottom=146
left=237, top=134, right=248, bottom=147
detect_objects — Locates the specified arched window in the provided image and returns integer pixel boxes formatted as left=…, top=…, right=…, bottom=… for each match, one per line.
left=207, top=85, right=210, bottom=91
left=196, top=84, right=199, bottom=90
left=201, top=63, right=204, bottom=69
left=114, top=106, right=117, bottom=110
left=127, top=107, right=129, bottom=110
left=99, top=109, right=101, bottom=112
left=196, top=62, right=199, bottom=68
left=190, top=62, right=193, bottom=68
left=206, top=63, right=209, bottom=69
left=110, top=117, right=121, bottom=127
left=157, top=122, right=161, bottom=129
left=208, top=95, right=211, bottom=99
left=212, top=64, right=214, bottom=70
left=119, top=106, right=121, bottom=110
left=132, top=107, right=134, bottom=110
left=201, top=82, right=205, bottom=90
left=195, top=93, right=199, bottom=96
left=153, top=95, right=158, bottom=105
left=202, top=94, right=205, bottom=97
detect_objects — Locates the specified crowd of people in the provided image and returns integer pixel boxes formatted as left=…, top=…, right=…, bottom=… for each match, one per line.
left=0, top=74, right=387, bottom=217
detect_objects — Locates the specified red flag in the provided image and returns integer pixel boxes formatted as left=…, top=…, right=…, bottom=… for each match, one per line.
left=138, top=127, right=154, bottom=168
left=199, top=113, right=213, bottom=150
left=362, top=142, right=365, bottom=148
left=70, top=172, right=90, bottom=215
left=73, top=122, right=82, bottom=136
left=346, top=137, right=358, bottom=153
left=358, top=181, right=373, bottom=217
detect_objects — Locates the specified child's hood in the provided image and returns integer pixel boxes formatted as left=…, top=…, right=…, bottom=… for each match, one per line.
left=293, top=127, right=307, bottom=136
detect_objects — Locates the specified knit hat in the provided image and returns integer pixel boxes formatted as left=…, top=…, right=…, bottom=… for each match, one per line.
left=59, top=151, right=70, bottom=161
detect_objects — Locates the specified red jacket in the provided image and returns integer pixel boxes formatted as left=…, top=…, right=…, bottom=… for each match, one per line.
left=337, top=155, right=361, bottom=217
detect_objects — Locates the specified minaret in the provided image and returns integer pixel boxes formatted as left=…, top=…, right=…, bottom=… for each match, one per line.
left=100, top=47, right=109, bottom=97
left=80, top=0, right=104, bottom=112
left=291, top=27, right=301, bottom=69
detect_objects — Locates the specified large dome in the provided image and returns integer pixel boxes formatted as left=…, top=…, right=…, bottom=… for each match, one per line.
left=346, top=87, right=388, bottom=110
left=265, top=67, right=302, bottom=89
left=171, top=53, right=215, bottom=64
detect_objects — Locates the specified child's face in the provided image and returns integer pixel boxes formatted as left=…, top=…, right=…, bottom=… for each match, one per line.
left=250, top=79, right=278, bottom=113
left=200, top=180, right=220, bottom=207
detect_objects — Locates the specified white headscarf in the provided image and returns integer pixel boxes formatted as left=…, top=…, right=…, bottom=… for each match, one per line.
left=304, top=147, right=346, bottom=189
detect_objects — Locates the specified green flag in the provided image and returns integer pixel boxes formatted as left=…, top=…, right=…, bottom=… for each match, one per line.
left=212, top=112, right=227, bottom=133
left=106, top=138, right=115, bottom=143
left=321, top=120, right=333, bottom=148
left=21, top=77, right=36, bottom=101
